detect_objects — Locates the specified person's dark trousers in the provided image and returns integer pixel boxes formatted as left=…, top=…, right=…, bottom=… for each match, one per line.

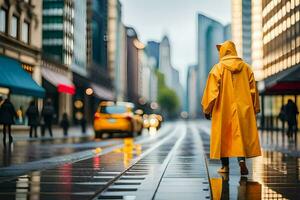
left=45, top=123, right=53, bottom=137
left=221, top=157, right=245, bottom=166
left=287, top=122, right=294, bottom=138
left=2, top=125, right=5, bottom=143
left=29, top=126, right=38, bottom=138
left=81, top=125, right=86, bottom=134
left=3, top=125, right=13, bottom=143
left=63, top=128, right=68, bottom=137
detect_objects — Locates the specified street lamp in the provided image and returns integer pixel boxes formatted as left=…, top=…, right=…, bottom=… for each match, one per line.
left=85, top=88, right=93, bottom=96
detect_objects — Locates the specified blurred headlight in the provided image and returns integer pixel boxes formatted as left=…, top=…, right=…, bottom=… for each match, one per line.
left=149, top=118, right=159, bottom=127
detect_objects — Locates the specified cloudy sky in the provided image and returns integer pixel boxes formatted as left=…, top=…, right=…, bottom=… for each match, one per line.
left=120, top=0, right=231, bottom=84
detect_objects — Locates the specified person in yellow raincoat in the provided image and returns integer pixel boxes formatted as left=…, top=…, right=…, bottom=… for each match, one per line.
left=201, top=40, right=261, bottom=175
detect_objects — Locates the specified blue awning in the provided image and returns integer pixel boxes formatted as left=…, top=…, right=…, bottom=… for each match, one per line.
left=0, top=56, right=45, bottom=98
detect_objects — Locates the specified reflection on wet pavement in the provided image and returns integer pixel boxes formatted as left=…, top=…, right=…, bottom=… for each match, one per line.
left=199, top=125, right=300, bottom=200
left=112, top=138, right=142, bottom=168
left=0, top=140, right=140, bottom=199
left=211, top=176, right=261, bottom=200
left=0, top=136, right=123, bottom=167
left=0, top=125, right=171, bottom=200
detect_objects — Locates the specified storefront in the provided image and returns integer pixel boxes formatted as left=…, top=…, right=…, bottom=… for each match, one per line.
left=72, top=71, right=115, bottom=124
left=41, top=60, right=75, bottom=124
left=0, top=56, right=45, bottom=124
left=259, top=65, right=300, bottom=131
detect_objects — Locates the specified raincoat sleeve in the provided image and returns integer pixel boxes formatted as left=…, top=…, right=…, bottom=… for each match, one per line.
left=249, top=70, right=260, bottom=114
left=201, top=66, right=220, bottom=114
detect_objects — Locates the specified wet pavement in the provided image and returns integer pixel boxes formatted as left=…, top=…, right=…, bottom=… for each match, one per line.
left=0, top=123, right=177, bottom=199
left=198, top=121, right=300, bottom=200
left=1, top=121, right=300, bottom=199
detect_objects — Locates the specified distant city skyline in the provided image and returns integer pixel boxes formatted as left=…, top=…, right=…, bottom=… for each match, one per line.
left=120, top=0, right=231, bottom=84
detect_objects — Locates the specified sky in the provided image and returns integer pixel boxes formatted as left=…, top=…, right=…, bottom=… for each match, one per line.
left=120, top=0, right=231, bottom=85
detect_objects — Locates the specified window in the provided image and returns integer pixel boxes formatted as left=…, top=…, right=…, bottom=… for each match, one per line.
left=10, top=15, right=18, bottom=38
left=22, top=21, right=29, bottom=43
left=0, top=9, right=6, bottom=32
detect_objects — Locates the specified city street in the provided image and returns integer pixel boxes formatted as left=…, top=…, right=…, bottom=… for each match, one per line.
left=0, top=0, right=299, bottom=199
left=0, top=121, right=299, bottom=199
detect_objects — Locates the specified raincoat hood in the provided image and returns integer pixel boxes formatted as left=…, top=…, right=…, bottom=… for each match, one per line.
left=217, top=40, right=243, bottom=73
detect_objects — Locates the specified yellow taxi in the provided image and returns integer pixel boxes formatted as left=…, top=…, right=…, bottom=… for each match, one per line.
left=93, top=101, right=143, bottom=138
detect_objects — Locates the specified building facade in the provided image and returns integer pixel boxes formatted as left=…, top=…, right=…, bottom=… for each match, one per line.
left=42, top=0, right=74, bottom=65
left=0, top=0, right=45, bottom=124
left=232, top=0, right=252, bottom=64
left=197, top=13, right=224, bottom=116
left=72, top=0, right=87, bottom=76
left=42, top=0, right=75, bottom=122
left=126, top=27, right=140, bottom=104
left=159, top=36, right=173, bottom=89
left=146, top=41, right=160, bottom=69
left=71, top=0, right=89, bottom=124
left=224, top=24, right=232, bottom=40
left=187, top=65, right=198, bottom=118
left=251, top=0, right=264, bottom=81
left=158, top=35, right=183, bottom=111
left=171, top=67, right=183, bottom=110
left=118, top=24, right=128, bottom=101
left=81, top=0, right=114, bottom=122
left=108, top=0, right=127, bottom=101
left=258, top=0, right=300, bottom=129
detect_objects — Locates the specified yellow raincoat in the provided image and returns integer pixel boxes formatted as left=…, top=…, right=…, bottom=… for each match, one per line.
left=201, top=41, right=261, bottom=159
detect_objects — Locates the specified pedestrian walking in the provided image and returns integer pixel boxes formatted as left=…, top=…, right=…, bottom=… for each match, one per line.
left=26, top=100, right=39, bottom=138
left=201, top=41, right=261, bottom=175
left=41, top=99, right=55, bottom=137
left=278, top=104, right=287, bottom=133
left=81, top=117, right=87, bottom=134
left=60, top=113, right=70, bottom=136
left=285, top=99, right=299, bottom=139
left=0, top=97, right=17, bottom=144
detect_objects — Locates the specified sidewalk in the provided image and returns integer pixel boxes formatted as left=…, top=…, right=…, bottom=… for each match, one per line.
left=197, top=120, right=300, bottom=200
left=1, top=126, right=94, bottom=142
left=152, top=124, right=210, bottom=199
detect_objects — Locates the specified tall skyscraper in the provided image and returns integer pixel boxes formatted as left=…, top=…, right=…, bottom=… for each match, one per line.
left=42, top=0, right=74, bottom=66
left=91, top=0, right=108, bottom=70
left=158, top=35, right=183, bottom=109
left=159, top=35, right=173, bottom=89
left=224, top=24, right=232, bottom=40
left=146, top=41, right=160, bottom=68
left=187, top=65, right=198, bottom=118
left=251, top=0, right=264, bottom=81
left=108, top=0, right=126, bottom=101
left=126, top=27, right=140, bottom=103
left=72, top=0, right=87, bottom=75
left=42, top=0, right=76, bottom=121
left=232, top=0, right=252, bottom=64
left=254, top=0, right=300, bottom=130
left=197, top=13, right=224, bottom=116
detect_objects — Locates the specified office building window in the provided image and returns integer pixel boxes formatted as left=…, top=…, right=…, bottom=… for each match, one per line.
left=10, top=15, right=18, bottom=38
left=22, top=21, right=29, bottom=43
left=0, top=9, right=6, bottom=32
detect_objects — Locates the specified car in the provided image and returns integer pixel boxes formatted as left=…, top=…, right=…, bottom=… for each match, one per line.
left=143, top=114, right=163, bottom=130
left=93, top=101, right=143, bottom=138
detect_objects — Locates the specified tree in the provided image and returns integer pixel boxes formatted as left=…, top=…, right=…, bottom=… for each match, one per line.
left=156, top=71, right=180, bottom=119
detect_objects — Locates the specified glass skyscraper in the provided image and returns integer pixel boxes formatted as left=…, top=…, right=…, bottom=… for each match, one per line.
left=232, top=0, right=252, bottom=64
left=42, top=0, right=74, bottom=66
left=72, top=0, right=87, bottom=75
left=197, top=13, right=226, bottom=116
